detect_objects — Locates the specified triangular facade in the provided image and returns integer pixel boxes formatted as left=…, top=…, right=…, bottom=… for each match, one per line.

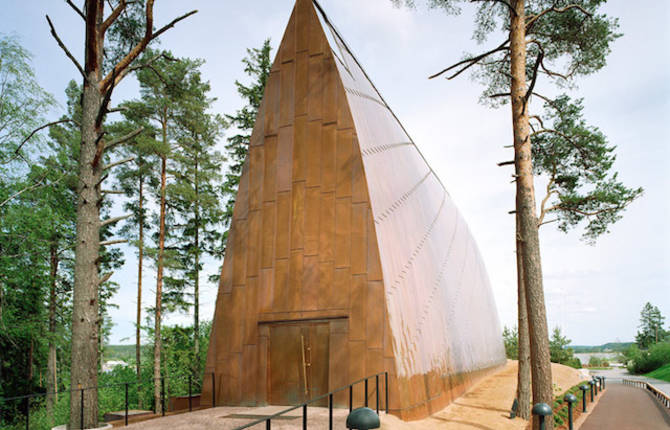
left=202, top=0, right=505, bottom=420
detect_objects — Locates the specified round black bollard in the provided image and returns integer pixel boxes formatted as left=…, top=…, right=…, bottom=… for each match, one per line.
left=531, top=403, right=552, bottom=430
left=589, top=380, right=594, bottom=402
left=346, top=407, right=380, bottom=430
left=602, top=376, right=606, bottom=389
left=592, top=377, right=598, bottom=395
left=580, top=384, right=589, bottom=412
left=564, top=393, right=577, bottom=430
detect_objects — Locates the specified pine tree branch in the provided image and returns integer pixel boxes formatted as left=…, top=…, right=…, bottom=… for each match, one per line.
left=96, top=68, right=117, bottom=129
left=46, top=15, right=87, bottom=82
left=469, top=0, right=517, bottom=16
left=0, top=173, right=66, bottom=208
left=497, top=160, right=515, bottom=166
left=98, top=272, right=114, bottom=285
left=65, top=0, right=85, bottom=20
left=526, top=5, right=593, bottom=32
left=100, top=214, right=132, bottom=227
left=429, top=39, right=510, bottom=80
left=99, top=3, right=197, bottom=92
left=523, top=50, right=543, bottom=115
left=101, top=189, right=124, bottom=194
left=104, top=127, right=144, bottom=152
left=103, top=156, right=136, bottom=171
left=100, top=239, right=128, bottom=247
left=101, top=0, right=129, bottom=34
left=12, top=119, right=76, bottom=157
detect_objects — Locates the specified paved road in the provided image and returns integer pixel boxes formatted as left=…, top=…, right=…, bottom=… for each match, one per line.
left=589, top=367, right=670, bottom=397
left=580, top=382, right=670, bottom=430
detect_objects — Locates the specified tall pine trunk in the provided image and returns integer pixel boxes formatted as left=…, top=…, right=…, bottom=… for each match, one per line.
left=515, top=217, right=531, bottom=420
left=137, top=173, right=144, bottom=408
left=47, top=245, right=59, bottom=424
left=193, top=155, right=200, bottom=377
left=70, top=8, right=105, bottom=423
left=154, top=119, right=168, bottom=415
left=510, top=2, right=553, bottom=428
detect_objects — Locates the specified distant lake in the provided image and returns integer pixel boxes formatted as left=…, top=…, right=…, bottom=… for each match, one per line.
left=575, top=352, right=620, bottom=364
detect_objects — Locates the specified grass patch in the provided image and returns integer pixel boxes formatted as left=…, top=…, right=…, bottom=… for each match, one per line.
left=645, top=363, right=670, bottom=382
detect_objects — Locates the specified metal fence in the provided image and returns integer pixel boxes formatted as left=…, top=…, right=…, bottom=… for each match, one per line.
left=623, top=378, right=670, bottom=409
left=0, top=372, right=213, bottom=429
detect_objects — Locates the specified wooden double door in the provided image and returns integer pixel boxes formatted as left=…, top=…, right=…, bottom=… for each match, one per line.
left=268, top=322, right=330, bottom=406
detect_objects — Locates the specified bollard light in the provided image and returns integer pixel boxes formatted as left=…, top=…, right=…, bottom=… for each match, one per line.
left=564, top=393, right=577, bottom=430
left=592, top=377, right=598, bottom=395
left=346, top=407, right=380, bottom=430
left=588, top=380, right=594, bottom=402
left=532, top=402, right=553, bottom=430
left=601, top=376, right=606, bottom=389
left=579, top=384, right=589, bottom=412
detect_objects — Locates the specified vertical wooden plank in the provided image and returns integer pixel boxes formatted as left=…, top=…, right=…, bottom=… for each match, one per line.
left=366, top=281, right=384, bottom=349
left=257, top=331, right=269, bottom=402
left=288, top=250, right=303, bottom=311
left=321, top=124, right=336, bottom=193
left=293, top=115, right=307, bottom=182
left=351, top=203, right=367, bottom=275
left=279, top=8, right=296, bottom=64
left=233, top=160, right=250, bottom=220
left=291, top=181, right=305, bottom=250
left=351, top=136, right=367, bottom=204
left=302, top=255, right=319, bottom=310
left=304, top=187, right=320, bottom=255
left=233, top=219, right=248, bottom=286
left=323, top=56, right=337, bottom=124
left=335, top=197, right=351, bottom=269
left=296, top=0, right=310, bottom=52
left=276, top=191, right=291, bottom=260
left=305, top=120, right=322, bottom=187
left=259, top=268, right=274, bottom=313
left=263, top=135, right=277, bottom=202
left=332, top=267, right=350, bottom=309
left=279, top=61, right=296, bottom=128
left=367, top=209, right=383, bottom=281
left=330, top=325, right=349, bottom=406
left=295, top=52, right=309, bottom=117
left=319, top=192, right=335, bottom=262
left=308, top=3, right=325, bottom=56
left=264, top=71, right=280, bottom=136
left=220, top=242, right=234, bottom=294
left=230, top=287, right=246, bottom=353
left=277, top=126, right=294, bottom=192
left=261, top=202, right=276, bottom=269
left=246, top=209, right=262, bottom=278
left=274, top=258, right=289, bottom=312
left=317, top=261, right=334, bottom=309
left=307, top=55, right=324, bottom=121
left=337, top=80, right=354, bottom=130
left=349, top=341, right=366, bottom=404
left=349, top=275, right=367, bottom=341
left=241, top=345, right=258, bottom=405
left=243, top=277, right=258, bottom=345
left=249, top=144, right=265, bottom=211
left=336, top=128, right=353, bottom=198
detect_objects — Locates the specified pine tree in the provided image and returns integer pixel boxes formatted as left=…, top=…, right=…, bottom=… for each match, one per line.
left=222, top=39, right=272, bottom=239
left=43, top=2, right=196, bottom=426
left=636, top=303, right=667, bottom=349
left=170, top=66, right=225, bottom=378
left=392, top=2, right=637, bottom=425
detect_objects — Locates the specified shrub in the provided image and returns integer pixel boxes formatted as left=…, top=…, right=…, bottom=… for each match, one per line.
left=628, top=342, right=670, bottom=374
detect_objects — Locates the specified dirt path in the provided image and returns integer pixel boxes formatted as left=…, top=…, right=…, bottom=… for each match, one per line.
left=579, top=382, right=670, bottom=430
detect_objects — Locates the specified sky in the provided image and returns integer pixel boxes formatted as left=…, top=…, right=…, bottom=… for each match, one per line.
left=2, top=0, right=668, bottom=346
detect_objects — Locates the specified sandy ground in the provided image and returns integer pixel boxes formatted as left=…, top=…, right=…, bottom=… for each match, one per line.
left=120, top=361, right=584, bottom=429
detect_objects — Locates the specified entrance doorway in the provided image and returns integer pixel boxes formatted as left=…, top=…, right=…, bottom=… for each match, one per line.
left=268, top=322, right=330, bottom=406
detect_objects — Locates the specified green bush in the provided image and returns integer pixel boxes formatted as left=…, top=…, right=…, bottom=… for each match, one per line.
left=628, top=342, right=670, bottom=374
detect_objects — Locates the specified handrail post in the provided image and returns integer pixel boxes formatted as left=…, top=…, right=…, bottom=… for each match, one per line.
left=302, top=404, right=307, bottom=430
left=349, top=385, right=353, bottom=412
left=385, top=371, right=389, bottom=414
left=125, top=382, right=129, bottom=426
left=266, top=418, right=271, bottom=429
left=329, top=393, right=333, bottom=430
left=188, top=375, right=192, bottom=412
left=364, top=377, right=368, bottom=407
left=376, top=374, right=379, bottom=414
left=211, top=372, right=215, bottom=407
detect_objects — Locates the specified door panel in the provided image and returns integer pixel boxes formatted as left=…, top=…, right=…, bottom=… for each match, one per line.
left=268, top=322, right=330, bottom=405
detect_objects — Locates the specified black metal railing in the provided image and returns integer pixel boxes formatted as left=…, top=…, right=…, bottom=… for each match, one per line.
left=0, top=372, right=213, bottom=429
left=233, top=371, right=389, bottom=430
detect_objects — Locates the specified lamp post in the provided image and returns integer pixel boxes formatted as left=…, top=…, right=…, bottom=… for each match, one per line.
left=564, top=393, right=577, bottom=430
